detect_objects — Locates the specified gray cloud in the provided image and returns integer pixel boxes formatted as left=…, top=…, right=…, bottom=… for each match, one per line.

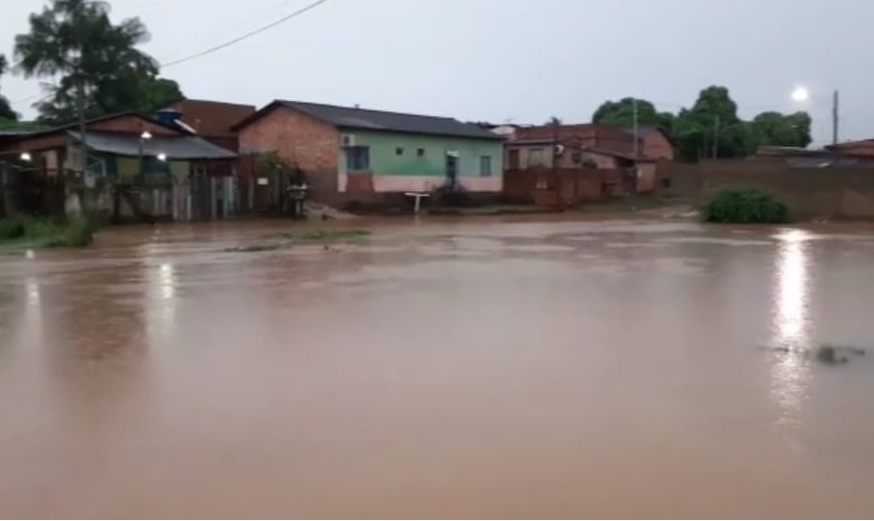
left=1, top=0, right=868, bottom=144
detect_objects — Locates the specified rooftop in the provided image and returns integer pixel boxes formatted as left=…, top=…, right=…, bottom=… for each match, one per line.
left=67, top=131, right=237, bottom=160
left=234, top=100, right=504, bottom=140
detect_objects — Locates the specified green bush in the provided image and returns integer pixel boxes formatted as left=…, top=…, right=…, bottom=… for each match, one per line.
left=0, top=216, right=27, bottom=241
left=41, top=217, right=95, bottom=248
left=702, top=188, right=791, bottom=224
left=0, top=216, right=95, bottom=248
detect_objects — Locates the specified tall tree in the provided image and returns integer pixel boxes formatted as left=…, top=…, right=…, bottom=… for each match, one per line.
left=545, top=116, right=563, bottom=126
left=14, top=0, right=183, bottom=123
left=673, top=86, right=747, bottom=161
left=0, top=54, right=19, bottom=121
left=746, top=111, right=812, bottom=152
left=592, top=97, right=675, bottom=133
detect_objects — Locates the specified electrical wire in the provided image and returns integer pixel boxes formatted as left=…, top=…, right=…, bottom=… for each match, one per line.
left=158, top=0, right=302, bottom=65
left=9, top=0, right=330, bottom=110
left=160, top=0, right=330, bottom=68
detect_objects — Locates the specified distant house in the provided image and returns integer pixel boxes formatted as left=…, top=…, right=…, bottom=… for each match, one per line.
left=158, top=99, right=256, bottom=151
left=623, top=125, right=675, bottom=161
left=826, top=139, right=874, bottom=158
left=753, top=145, right=874, bottom=167
left=231, top=100, right=505, bottom=201
left=510, top=123, right=641, bottom=155
left=502, top=123, right=660, bottom=199
left=3, top=112, right=237, bottom=220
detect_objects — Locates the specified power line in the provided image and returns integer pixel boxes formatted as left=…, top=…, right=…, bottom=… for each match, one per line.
left=9, top=0, right=330, bottom=110
left=158, top=0, right=302, bottom=65
left=161, top=0, right=330, bottom=68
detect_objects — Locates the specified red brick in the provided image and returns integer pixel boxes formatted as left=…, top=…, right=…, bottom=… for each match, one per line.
left=237, top=106, right=339, bottom=198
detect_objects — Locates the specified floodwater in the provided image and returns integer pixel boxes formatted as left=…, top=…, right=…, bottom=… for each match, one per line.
left=2, top=217, right=874, bottom=518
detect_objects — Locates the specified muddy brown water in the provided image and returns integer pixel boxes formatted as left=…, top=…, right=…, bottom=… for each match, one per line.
left=2, top=217, right=874, bottom=518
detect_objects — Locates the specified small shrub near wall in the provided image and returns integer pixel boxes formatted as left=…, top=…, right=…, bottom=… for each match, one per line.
left=702, top=188, right=791, bottom=224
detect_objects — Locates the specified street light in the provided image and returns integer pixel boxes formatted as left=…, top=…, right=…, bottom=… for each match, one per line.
left=157, top=153, right=167, bottom=162
left=791, top=86, right=809, bottom=103
left=138, top=131, right=152, bottom=184
left=791, top=85, right=839, bottom=145
left=19, top=152, right=32, bottom=162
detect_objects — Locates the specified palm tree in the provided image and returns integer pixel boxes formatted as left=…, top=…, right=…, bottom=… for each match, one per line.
left=14, top=0, right=161, bottom=122
left=0, top=55, right=19, bottom=121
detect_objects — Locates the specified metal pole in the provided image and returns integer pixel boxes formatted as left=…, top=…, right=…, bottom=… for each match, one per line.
left=551, top=118, right=560, bottom=206
left=712, top=115, right=721, bottom=159
left=832, top=89, right=840, bottom=146
left=632, top=98, right=639, bottom=158
left=138, top=138, right=145, bottom=185
left=76, top=73, right=86, bottom=173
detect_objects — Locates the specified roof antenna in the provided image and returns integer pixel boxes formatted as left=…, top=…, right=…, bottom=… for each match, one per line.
left=354, top=103, right=360, bottom=109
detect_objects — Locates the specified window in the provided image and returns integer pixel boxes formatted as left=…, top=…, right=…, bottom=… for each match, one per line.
left=479, top=156, right=493, bottom=177
left=417, top=148, right=425, bottom=157
left=346, top=146, right=370, bottom=171
left=396, top=147, right=404, bottom=156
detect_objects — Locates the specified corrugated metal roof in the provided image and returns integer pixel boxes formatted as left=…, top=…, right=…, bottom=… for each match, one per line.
left=276, top=100, right=504, bottom=140
left=67, top=131, right=237, bottom=160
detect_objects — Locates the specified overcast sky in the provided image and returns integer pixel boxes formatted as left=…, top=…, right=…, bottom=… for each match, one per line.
left=0, top=0, right=870, bottom=144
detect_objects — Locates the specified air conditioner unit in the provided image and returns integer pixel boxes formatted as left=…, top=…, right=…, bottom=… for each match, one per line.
left=340, top=134, right=356, bottom=147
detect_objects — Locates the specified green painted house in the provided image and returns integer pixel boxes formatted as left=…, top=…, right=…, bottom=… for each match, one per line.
left=234, top=100, right=506, bottom=199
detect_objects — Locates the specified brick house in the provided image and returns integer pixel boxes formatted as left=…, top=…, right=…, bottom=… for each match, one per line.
left=159, top=99, right=256, bottom=151
left=511, top=123, right=641, bottom=156
left=624, top=125, right=675, bottom=161
left=827, top=139, right=874, bottom=158
left=502, top=123, right=661, bottom=204
left=231, top=100, right=505, bottom=203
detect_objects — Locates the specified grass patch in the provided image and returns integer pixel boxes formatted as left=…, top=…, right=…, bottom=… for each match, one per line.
left=226, top=229, right=371, bottom=253
left=580, top=196, right=692, bottom=213
left=0, top=215, right=95, bottom=250
left=225, top=243, right=290, bottom=253
left=292, top=229, right=371, bottom=242
left=815, top=344, right=866, bottom=365
left=702, top=189, right=791, bottom=224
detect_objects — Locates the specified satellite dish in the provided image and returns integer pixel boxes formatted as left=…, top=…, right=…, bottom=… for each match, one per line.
left=554, top=144, right=565, bottom=155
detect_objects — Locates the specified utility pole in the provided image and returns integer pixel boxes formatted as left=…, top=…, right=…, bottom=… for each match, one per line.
left=76, top=75, right=86, bottom=172
left=712, top=114, right=721, bottom=159
left=551, top=117, right=560, bottom=206
left=832, top=89, right=840, bottom=146
left=631, top=98, right=640, bottom=194
left=632, top=98, right=639, bottom=159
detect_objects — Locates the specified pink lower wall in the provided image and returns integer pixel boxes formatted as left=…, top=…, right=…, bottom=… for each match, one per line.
left=339, top=174, right=502, bottom=193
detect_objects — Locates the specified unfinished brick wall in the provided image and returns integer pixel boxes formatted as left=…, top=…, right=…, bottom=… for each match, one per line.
left=237, top=106, right=340, bottom=200
left=504, top=168, right=623, bottom=207
left=655, top=159, right=874, bottom=219
left=641, top=132, right=674, bottom=161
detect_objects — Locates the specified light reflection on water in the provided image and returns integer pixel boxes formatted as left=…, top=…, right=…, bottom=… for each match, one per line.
left=770, top=229, right=813, bottom=433
left=5, top=220, right=874, bottom=518
left=146, top=261, right=178, bottom=348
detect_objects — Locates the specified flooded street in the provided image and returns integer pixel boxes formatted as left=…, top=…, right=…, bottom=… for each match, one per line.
left=2, top=217, right=874, bottom=518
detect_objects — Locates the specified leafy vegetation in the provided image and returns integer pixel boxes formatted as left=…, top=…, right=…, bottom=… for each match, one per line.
left=0, top=54, right=18, bottom=121
left=0, top=215, right=95, bottom=249
left=592, top=86, right=813, bottom=162
left=0, top=118, right=49, bottom=132
left=293, top=229, right=371, bottom=242
left=226, top=229, right=372, bottom=253
left=816, top=344, right=866, bottom=365
left=592, top=97, right=675, bottom=135
left=701, top=189, right=791, bottom=224
left=12, top=0, right=184, bottom=124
